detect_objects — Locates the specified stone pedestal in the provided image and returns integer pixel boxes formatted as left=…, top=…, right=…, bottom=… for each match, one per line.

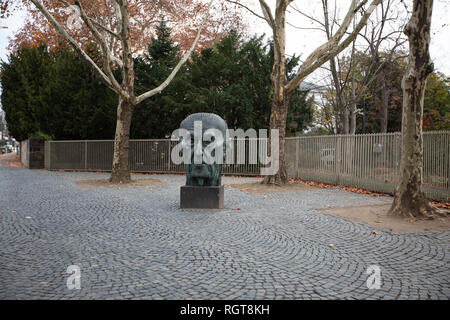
left=180, top=185, right=224, bottom=209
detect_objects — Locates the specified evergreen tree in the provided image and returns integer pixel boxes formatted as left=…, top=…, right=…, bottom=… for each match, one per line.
left=185, top=31, right=314, bottom=133
left=1, top=44, right=52, bottom=141
left=132, top=18, right=190, bottom=138
left=1, top=29, right=314, bottom=142
left=1, top=43, right=117, bottom=141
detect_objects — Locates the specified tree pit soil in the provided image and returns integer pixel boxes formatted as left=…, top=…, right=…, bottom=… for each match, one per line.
left=226, top=181, right=317, bottom=193
left=319, top=204, right=450, bottom=233
left=75, top=178, right=167, bottom=188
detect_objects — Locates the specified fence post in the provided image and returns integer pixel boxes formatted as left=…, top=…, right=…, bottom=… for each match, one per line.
left=336, top=136, right=341, bottom=185
left=85, top=140, right=88, bottom=170
left=168, top=140, right=171, bottom=172
left=295, top=137, right=299, bottom=178
left=394, top=132, right=400, bottom=187
left=45, top=141, right=49, bottom=170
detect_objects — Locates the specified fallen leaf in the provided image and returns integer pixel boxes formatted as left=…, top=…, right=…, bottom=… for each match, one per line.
left=409, top=219, right=416, bottom=223
left=375, top=219, right=382, bottom=223
left=372, top=231, right=379, bottom=235
left=263, top=195, right=267, bottom=199
left=130, top=212, right=136, bottom=215
left=11, top=210, right=16, bottom=214
left=24, top=216, right=32, bottom=219
left=329, top=243, right=335, bottom=247
left=236, top=208, right=241, bottom=210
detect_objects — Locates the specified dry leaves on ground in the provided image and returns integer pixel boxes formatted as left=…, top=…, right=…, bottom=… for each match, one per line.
left=290, top=178, right=450, bottom=208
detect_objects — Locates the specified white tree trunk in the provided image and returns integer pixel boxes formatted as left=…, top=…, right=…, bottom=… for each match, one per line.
left=110, top=97, right=134, bottom=183
left=389, top=0, right=437, bottom=218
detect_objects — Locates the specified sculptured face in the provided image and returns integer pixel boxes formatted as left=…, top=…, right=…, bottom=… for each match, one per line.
left=180, top=113, right=227, bottom=186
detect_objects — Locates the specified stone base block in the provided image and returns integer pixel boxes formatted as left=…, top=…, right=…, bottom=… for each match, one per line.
left=180, top=185, right=224, bottom=209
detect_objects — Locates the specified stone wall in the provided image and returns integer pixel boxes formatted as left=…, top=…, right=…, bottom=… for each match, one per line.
left=20, top=139, right=45, bottom=169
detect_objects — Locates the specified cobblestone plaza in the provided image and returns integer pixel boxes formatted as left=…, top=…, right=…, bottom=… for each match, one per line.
left=0, top=164, right=448, bottom=299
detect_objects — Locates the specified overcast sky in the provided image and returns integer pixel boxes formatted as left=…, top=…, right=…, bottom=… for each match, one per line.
left=0, top=0, right=449, bottom=81
left=242, top=0, right=450, bottom=80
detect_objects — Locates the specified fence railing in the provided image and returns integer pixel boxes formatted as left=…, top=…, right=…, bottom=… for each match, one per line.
left=45, top=139, right=266, bottom=175
left=45, top=131, right=450, bottom=201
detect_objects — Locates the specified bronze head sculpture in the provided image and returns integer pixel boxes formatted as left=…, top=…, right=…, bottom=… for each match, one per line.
left=179, top=113, right=229, bottom=187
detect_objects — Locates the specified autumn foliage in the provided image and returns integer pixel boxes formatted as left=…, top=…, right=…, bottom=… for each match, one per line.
left=8, top=0, right=245, bottom=54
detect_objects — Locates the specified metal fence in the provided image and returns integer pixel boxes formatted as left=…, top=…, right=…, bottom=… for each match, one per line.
left=45, top=139, right=266, bottom=175
left=285, top=131, right=449, bottom=201
left=45, top=131, right=450, bottom=201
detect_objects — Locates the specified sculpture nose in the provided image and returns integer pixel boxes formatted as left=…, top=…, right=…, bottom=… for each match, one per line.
left=193, top=138, right=203, bottom=164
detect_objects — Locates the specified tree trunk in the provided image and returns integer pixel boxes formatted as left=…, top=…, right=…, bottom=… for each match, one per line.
left=263, top=94, right=289, bottom=185
left=349, top=57, right=357, bottom=135
left=349, top=107, right=356, bottom=135
left=342, top=108, right=350, bottom=134
left=262, top=0, right=289, bottom=185
left=329, top=57, right=348, bottom=134
left=110, top=97, right=135, bottom=183
left=380, top=73, right=389, bottom=133
left=323, top=1, right=348, bottom=135
left=389, top=0, right=437, bottom=218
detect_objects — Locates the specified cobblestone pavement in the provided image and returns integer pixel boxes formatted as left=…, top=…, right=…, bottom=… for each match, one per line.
left=0, top=163, right=449, bottom=300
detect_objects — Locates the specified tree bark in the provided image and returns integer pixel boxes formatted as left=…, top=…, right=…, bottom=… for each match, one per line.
left=262, top=0, right=289, bottom=185
left=379, top=71, right=389, bottom=133
left=349, top=48, right=357, bottom=135
left=389, top=0, right=437, bottom=218
left=110, top=97, right=135, bottom=183
left=263, top=95, right=289, bottom=185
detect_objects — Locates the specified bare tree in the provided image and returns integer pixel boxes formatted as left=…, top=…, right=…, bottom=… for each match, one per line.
left=359, top=0, right=408, bottom=133
left=231, top=0, right=381, bottom=184
left=320, top=0, right=407, bottom=135
left=389, top=0, right=438, bottom=218
left=28, top=0, right=214, bottom=183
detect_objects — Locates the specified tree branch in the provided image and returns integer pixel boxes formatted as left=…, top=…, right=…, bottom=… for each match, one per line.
left=90, top=18, right=120, bottom=39
left=225, top=0, right=269, bottom=24
left=71, top=0, right=124, bottom=91
left=286, top=0, right=381, bottom=95
left=259, top=0, right=275, bottom=30
left=28, top=0, right=117, bottom=92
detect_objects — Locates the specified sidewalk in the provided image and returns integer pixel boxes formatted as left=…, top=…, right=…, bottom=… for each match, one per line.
left=0, top=152, right=23, bottom=167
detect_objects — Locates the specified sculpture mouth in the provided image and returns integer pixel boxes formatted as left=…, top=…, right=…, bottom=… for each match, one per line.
left=191, top=164, right=212, bottom=178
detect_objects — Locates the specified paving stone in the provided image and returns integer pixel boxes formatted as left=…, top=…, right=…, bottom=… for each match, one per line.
left=0, top=166, right=448, bottom=300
